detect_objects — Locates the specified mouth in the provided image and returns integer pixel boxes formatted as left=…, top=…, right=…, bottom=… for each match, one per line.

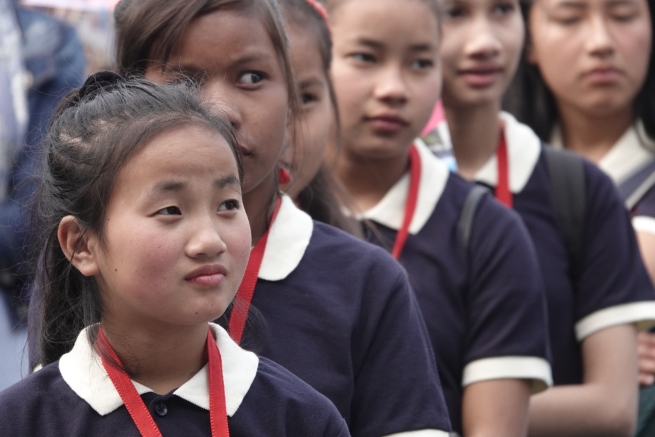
left=365, top=114, right=409, bottom=134
left=583, top=66, right=623, bottom=84
left=237, top=144, right=253, bottom=158
left=185, top=264, right=228, bottom=287
left=459, top=67, right=503, bottom=88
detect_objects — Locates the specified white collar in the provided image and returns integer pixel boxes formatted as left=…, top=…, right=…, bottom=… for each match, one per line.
left=59, top=323, right=259, bottom=417
left=258, top=194, right=313, bottom=281
left=362, top=138, right=450, bottom=234
left=472, top=112, right=542, bottom=193
left=552, top=122, right=655, bottom=185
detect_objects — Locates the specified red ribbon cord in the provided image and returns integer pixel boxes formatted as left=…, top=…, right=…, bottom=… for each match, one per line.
left=228, top=197, right=282, bottom=344
left=391, top=144, right=422, bottom=260
left=494, top=130, right=513, bottom=208
left=98, top=327, right=229, bottom=437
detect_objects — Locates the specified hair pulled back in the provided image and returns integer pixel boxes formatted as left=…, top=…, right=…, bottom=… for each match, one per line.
left=504, top=0, right=655, bottom=144
left=32, top=74, right=242, bottom=366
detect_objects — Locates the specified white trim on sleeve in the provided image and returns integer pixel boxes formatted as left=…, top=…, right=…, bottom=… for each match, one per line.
left=633, top=216, right=655, bottom=236
left=384, top=430, right=451, bottom=437
left=575, top=301, right=655, bottom=341
left=462, top=356, right=552, bottom=393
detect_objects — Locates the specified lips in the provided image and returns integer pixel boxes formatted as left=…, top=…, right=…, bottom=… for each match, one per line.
left=365, top=114, right=409, bottom=134
left=583, top=66, right=623, bottom=84
left=185, top=264, right=227, bottom=286
left=237, top=143, right=253, bottom=158
left=459, top=66, right=502, bottom=88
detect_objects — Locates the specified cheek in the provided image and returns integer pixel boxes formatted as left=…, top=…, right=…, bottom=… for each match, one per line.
left=618, top=23, right=652, bottom=84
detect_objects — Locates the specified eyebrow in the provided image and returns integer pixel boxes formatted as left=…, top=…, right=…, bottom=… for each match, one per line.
left=354, top=38, right=434, bottom=52
left=299, top=77, right=325, bottom=89
left=152, top=175, right=240, bottom=193
left=552, top=1, right=586, bottom=8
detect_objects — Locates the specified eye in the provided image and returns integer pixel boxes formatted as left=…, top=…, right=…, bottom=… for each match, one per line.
left=411, top=59, right=434, bottom=69
left=238, top=71, right=266, bottom=86
left=301, top=91, right=318, bottom=106
left=218, top=199, right=240, bottom=211
left=351, top=53, right=377, bottom=63
left=444, top=6, right=466, bottom=19
left=492, top=2, right=515, bottom=15
left=157, top=206, right=182, bottom=216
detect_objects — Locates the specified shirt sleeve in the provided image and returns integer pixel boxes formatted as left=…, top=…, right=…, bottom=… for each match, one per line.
left=632, top=185, right=655, bottom=236
left=351, top=250, right=452, bottom=437
left=573, top=162, right=655, bottom=341
left=464, top=193, right=552, bottom=391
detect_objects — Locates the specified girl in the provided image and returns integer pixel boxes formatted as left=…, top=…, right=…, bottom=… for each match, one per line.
left=505, top=0, right=655, bottom=389
left=112, top=0, right=452, bottom=435
left=0, top=73, right=350, bottom=435
left=326, top=0, right=552, bottom=435
left=434, top=0, right=655, bottom=433
left=277, top=0, right=362, bottom=236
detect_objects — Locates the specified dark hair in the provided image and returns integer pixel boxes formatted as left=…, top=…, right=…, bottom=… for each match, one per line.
left=277, top=0, right=362, bottom=236
left=31, top=74, right=242, bottom=366
left=504, top=0, right=655, bottom=143
left=113, top=0, right=300, bottom=120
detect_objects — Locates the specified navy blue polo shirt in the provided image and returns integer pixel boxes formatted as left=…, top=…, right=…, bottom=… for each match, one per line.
left=361, top=140, right=552, bottom=434
left=0, top=324, right=350, bottom=436
left=464, top=112, right=655, bottom=385
left=231, top=196, right=451, bottom=437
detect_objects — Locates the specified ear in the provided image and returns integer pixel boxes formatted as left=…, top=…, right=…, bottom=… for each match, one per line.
left=57, top=216, right=100, bottom=277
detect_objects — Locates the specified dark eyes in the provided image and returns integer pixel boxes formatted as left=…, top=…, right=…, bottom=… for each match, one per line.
left=218, top=200, right=240, bottom=211
left=157, top=206, right=182, bottom=216
left=156, top=200, right=239, bottom=216
left=352, top=53, right=376, bottom=63
left=238, top=71, right=265, bottom=85
left=301, top=91, right=318, bottom=105
left=492, top=2, right=515, bottom=14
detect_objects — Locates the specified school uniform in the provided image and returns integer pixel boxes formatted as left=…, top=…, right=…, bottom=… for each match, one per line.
left=552, top=122, right=655, bottom=240
left=0, top=323, right=350, bottom=436
left=361, top=140, right=552, bottom=434
left=233, top=195, right=451, bottom=437
left=437, top=112, right=655, bottom=386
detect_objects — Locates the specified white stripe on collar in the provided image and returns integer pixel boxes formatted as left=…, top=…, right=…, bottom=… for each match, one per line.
left=551, top=122, right=655, bottom=185
left=473, top=112, right=542, bottom=193
left=362, top=138, right=450, bottom=234
left=59, top=323, right=259, bottom=417
left=258, top=194, right=313, bottom=281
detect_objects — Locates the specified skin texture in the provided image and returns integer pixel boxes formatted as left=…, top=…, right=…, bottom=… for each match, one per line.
left=329, top=0, right=442, bottom=211
left=146, top=9, right=289, bottom=243
left=58, top=124, right=251, bottom=394
left=528, top=0, right=652, bottom=161
left=280, top=21, right=334, bottom=198
left=462, top=380, right=531, bottom=437
left=439, top=0, right=525, bottom=179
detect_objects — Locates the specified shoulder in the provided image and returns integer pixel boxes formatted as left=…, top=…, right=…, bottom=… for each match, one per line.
left=243, top=357, right=349, bottom=435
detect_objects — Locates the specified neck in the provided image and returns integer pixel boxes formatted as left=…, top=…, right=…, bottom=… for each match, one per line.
left=332, top=144, right=410, bottom=213
left=100, top=317, right=209, bottom=395
left=446, top=101, right=501, bottom=180
left=557, top=103, right=633, bottom=163
left=243, top=173, right=279, bottom=245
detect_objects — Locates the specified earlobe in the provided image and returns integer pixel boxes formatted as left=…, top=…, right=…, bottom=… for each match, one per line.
left=57, top=216, right=100, bottom=277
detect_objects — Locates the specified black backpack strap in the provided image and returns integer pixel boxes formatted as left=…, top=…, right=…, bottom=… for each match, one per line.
left=618, top=158, right=655, bottom=209
left=543, top=147, right=586, bottom=279
left=459, top=185, right=489, bottom=250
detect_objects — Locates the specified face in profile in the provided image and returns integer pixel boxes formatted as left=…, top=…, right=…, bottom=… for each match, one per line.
left=280, top=20, right=334, bottom=198
left=330, top=0, right=442, bottom=160
left=528, top=0, right=652, bottom=118
left=439, top=0, right=525, bottom=108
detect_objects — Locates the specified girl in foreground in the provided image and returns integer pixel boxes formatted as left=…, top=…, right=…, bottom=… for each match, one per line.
left=0, top=74, right=349, bottom=436
left=112, top=0, right=451, bottom=435
left=435, top=0, right=655, bottom=433
left=325, top=0, right=552, bottom=435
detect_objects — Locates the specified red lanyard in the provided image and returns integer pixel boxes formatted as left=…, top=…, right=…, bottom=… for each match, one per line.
left=228, top=197, right=282, bottom=344
left=391, top=144, right=421, bottom=260
left=495, top=129, right=513, bottom=208
left=98, top=327, right=230, bottom=437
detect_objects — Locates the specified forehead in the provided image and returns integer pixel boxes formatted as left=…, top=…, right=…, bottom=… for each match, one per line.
left=332, top=0, right=440, bottom=47
left=536, top=0, right=645, bottom=8
left=287, top=22, right=326, bottom=81
left=170, top=8, right=278, bottom=73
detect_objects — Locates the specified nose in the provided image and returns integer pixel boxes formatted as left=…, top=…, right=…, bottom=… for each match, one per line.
left=585, top=15, right=615, bottom=58
left=185, top=215, right=228, bottom=259
left=464, top=16, right=502, bottom=59
left=374, top=64, right=409, bottom=106
left=204, top=81, right=242, bottom=131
